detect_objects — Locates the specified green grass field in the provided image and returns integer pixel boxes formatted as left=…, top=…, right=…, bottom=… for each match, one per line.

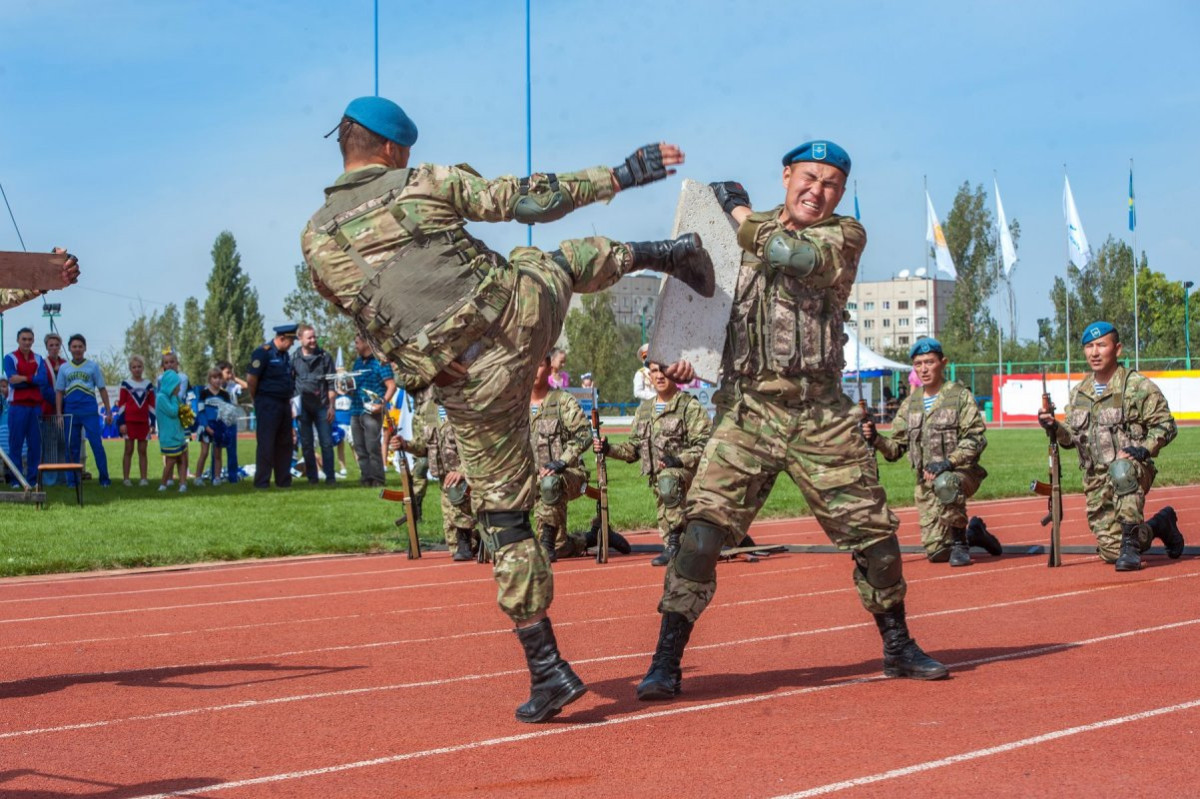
left=2, top=428, right=1197, bottom=577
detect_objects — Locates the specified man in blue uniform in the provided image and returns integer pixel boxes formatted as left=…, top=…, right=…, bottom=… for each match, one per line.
left=247, top=324, right=298, bottom=488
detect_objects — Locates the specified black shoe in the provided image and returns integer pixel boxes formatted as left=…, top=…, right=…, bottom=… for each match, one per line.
left=629, top=234, right=715, bottom=298
left=540, top=523, right=558, bottom=563
left=738, top=532, right=757, bottom=548
left=1149, top=507, right=1185, bottom=559
left=966, top=516, right=1003, bottom=556
left=650, top=528, right=681, bottom=567
left=948, top=527, right=973, bottom=567
left=584, top=527, right=632, bottom=555
left=1115, top=523, right=1146, bottom=571
left=452, top=528, right=474, bottom=562
left=514, top=618, right=587, bottom=723
left=637, top=612, right=695, bottom=700
left=873, top=603, right=949, bottom=680
left=927, top=546, right=951, bottom=563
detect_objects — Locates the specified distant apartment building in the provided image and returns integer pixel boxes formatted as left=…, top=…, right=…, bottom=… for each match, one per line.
left=848, top=270, right=954, bottom=352
left=564, top=271, right=663, bottom=341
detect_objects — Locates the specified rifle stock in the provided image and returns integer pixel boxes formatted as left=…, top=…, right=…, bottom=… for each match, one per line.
left=369, top=389, right=421, bottom=560
left=590, top=405, right=610, bottom=564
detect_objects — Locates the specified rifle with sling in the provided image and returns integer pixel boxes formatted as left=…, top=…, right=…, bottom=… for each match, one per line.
left=368, top=389, right=421, bottom=559
left=1029, top=366, right=1063, bottom=567
left=589, top=398, right=611, bottom=564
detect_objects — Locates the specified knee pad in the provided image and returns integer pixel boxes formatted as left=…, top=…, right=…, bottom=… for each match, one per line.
left=932, top=471, right=963, bottom=505
left=657, top=473, right=684, bottom=508
left=1108, top=458, right=1138, bottom=496
left=854, top=536, right=903, bottom=589
left=539, top=473, right=564, bottom=505
left=675, top=519, right=726, bottom=583
left=445, top=480, right=470, bottom=506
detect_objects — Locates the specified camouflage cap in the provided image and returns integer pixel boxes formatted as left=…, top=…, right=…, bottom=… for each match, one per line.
left=343, top=96, right=418, bottom=147
left=782, top=140, right=851, bottom=176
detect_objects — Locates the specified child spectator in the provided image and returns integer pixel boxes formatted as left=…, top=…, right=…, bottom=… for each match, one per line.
left=158, top=350, right=190, bottom=485
left=193, top=367, right=232, bottom=486
left=217, top=360, right=245, bottom=482
left=155, top=368, right=187, bottom=493
left=116, top=354, right=154, bottom=486
left=54, top=334, right=113, bottom=487
left=333, top=378, right=352, bottom=477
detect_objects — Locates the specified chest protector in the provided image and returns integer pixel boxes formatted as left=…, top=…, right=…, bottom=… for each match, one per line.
left=724, top=231, right=847, bottom=380
left=905, top=385, right=964, bottom=469
left=422, top=416, right=461, bottom=478
left=308, top=167, right=514, bottom=388
left=1066, top=371, right=1143, bottom=471
left=633, top=403, right=688, bottom=476
left=531, top=392, right=570, bottom=464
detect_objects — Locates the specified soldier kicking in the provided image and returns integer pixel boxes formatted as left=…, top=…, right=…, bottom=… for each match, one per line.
left=302, top=96, right=714, bottom=723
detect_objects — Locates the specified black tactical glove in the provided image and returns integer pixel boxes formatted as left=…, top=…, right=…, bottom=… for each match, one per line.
left=544, top=459, right=567, bottom=474
left=925, top=460, right=953, bottom=476
left=1038, top=413, right=1058, bottom=432
left=1121, top=445, right=1150, bottom=462
left=660, top=454, right=683, bottom=469
left=709, top=181, right=750, bottom=214
left=613, top=144, right=667, bottom=189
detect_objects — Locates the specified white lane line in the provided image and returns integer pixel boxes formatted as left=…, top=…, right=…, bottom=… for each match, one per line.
left=3, top=571, right=1197, bottom=741
left=770, top=697, right=1200, bottom=798
left=109, top=618, right=1200, bottom=799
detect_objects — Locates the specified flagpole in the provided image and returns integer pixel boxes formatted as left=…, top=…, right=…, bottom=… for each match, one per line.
left=1131, top=158, right=1140, bottom=370
left=993, top=172, right=1004, bottom=428
left=922, top=175, right=930, bottom=277
left=1063, top=166, right=1072, bottom=389
left=525, top=0, right=533, bottom=247
left=854, top=180, right=861, bottom=402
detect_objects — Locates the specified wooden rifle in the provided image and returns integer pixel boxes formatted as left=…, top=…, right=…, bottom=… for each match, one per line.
left=1030, top=367, right=1063, bottom=567
left=368, top=389, right=420, bottom=559
left=589, top=402, right=611, bottom=564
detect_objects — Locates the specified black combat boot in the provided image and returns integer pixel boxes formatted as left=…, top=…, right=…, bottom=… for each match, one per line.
left=1114, top=523, right=1148, bottom=571
left=514, top=618, right=587, bottom=723
left=739, top=532, right=757, bottom=548
left=629, top=234, right=715, bottom=298
left=927, top=546, right=951, bottom=563
left=948, top=527, right=973, bottom=567
left=651, top=528, right=681, bottom=567
left=1148, top=507, right=1185, bottom=559
left=452, top=528, right=473, bottom=561
left=966, top=516, right=1003, bottom=556
left=637, top=611, right=695, bottom=700
left=540, top=524, right=558, bottom=563
left=585, top=526, right=632, bottom=555
left=873, top=603, right=949, bottom=680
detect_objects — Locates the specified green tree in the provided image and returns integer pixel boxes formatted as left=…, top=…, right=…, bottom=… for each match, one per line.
left=93, top=347, right=127, bottom=386
left=939, top=182, right=999, bottom=362
left=179, top=296, right=209, bottom=381
left=123, top=310, right=158, bottom=379
left=563, top=292, right=641, bottom=405
left=155, top=302, right=181, bottom=353
left=282, top=263, right=356, bottom=361
left=203, top=231, right=264, bottom=372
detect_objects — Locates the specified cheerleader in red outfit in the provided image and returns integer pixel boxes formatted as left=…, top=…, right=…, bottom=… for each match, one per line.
left=116, top=355, right=155, bottom=486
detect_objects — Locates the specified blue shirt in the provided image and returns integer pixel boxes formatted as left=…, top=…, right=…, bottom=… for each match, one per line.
left=55, top=358, right=106, bottom=417
left=247, top=342, right=296, bottom=400
left=350, top=355, right=394, bottom=416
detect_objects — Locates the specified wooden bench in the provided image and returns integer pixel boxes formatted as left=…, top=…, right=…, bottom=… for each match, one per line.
left=36, top=463, right=84, bottom=509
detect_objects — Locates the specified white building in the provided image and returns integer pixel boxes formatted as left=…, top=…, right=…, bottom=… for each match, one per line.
left=564, top=271, right=663, bottom=342
left=848, top=270, right=955, bottom=352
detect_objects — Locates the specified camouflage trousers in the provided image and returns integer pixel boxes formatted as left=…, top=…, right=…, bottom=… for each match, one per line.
left=438, top=482, right=476, bottom=545
left=660, top=381, right=905, bottom=623
left=534, top=466, right=590, bottom=557
left=651, top=467, right=693, bottom=543
left=410, top=457, right=429, bottom=513
left=1085, top=459, right=1157, bottom=562
left=914, top=463, right=986, bottom=558
left=436, top=237, right=633, bottom=623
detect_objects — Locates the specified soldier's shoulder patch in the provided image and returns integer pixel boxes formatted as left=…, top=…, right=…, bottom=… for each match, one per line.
left=251, top=359, right=261, bottom=369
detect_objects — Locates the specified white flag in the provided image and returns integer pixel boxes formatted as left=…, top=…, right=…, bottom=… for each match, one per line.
left=994, top=179, right=1018, bottom=277
left=1063, top=176, right=1091, bottom=269
left=925, top=191, right=957, bottom=279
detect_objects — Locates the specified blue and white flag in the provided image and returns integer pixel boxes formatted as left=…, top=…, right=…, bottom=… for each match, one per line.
left=1128, top=167, right=1136, bottom=232
left=924, top=191, right=957, bottom=279
left=1063, top=176, right=1092, bottom=269
left=994, top=179, right=1018, bottom=277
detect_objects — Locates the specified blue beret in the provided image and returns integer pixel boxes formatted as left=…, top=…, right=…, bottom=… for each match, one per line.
left=1081, top=321, right=1116, bottom=345
left=273, top=323, right=298, bottom=336
left=782, top=140, right=851, bottom=176
left=343, top=96, right=418, bottom=147
left=909, top=337, right=944, bottom=360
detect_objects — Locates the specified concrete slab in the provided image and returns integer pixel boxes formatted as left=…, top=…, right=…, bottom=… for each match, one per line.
left=647, top=179, right=740, bottom=384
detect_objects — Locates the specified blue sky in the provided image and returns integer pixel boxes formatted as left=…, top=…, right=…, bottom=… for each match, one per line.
left=2, top=0, right=1198, bottom=358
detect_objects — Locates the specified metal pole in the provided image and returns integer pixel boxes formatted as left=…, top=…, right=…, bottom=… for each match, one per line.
left=525, top=0, right=532, bottom=247
left=1186, top=281, right=1194, bottom=370
left=373, top=0, right=379, bottom=95
left=1131, top=158, right=1139, bottom=370
left=1062, top=166, right=1072, bottom=390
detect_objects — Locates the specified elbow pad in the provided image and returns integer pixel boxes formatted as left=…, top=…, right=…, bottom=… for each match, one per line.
left=511, top=174, right=574, bottom=224
left=764, top=232, right=818, bottom=278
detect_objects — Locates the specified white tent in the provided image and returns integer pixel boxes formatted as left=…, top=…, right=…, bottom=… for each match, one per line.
left=842, top=329, right=910, bottom=376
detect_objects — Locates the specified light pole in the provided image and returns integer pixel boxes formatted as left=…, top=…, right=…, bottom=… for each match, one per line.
left=639, top=302, right=653, bottom=345
left=1185, top=281, right=1194, bottom=370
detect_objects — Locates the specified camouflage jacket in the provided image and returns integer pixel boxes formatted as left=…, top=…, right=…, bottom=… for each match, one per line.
left=607, top=390, right=711, bottom=478
left=723, top=209, right=865, bottom=388
left=1, top=288, right=42, bottom=313
left=874, top=380, right=986, bottom=471
left=300, top=163, right=615, bottom=388
left=405, top=400, right=461, bottom=479
left=529, top=389, right=590, bottom=469
left=1053, top=366, right=1176, bottom=472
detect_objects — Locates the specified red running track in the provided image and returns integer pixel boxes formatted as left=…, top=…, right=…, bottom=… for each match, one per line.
left=2, top=486, right=1199, bottom=798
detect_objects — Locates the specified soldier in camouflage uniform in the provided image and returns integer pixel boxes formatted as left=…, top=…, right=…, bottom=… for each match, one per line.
left=393, top=398, right=478, bottom=561
left=301, top=96, right=714, bottom=723
left=863, top=337, right=1003, bottom=566
left=1038, top=321, right=1183, bottom=571
left=0, top=249, right=79, bottom=312
left=597, top=361, right=711, bottom=566
left=530, top=355, right=630, bottom=561
left=636, top=142, right=949, bottom=702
